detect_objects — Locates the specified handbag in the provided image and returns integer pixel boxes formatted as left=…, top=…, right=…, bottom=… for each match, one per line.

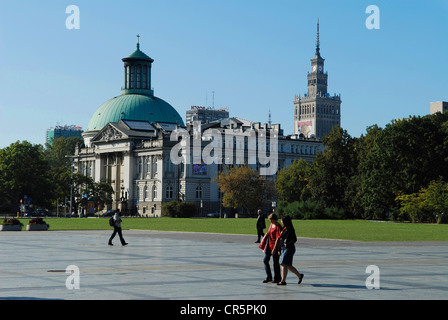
left=258, top=233, right=269, bottom=251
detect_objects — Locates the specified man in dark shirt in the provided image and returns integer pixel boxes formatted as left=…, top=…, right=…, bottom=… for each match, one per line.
left=255, top=209, right=266, bottom=243
left=108, top=209, right=128, bottom=246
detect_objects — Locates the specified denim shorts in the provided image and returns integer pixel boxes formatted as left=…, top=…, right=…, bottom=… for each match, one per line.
left=280, top=245, right=296, bottom=266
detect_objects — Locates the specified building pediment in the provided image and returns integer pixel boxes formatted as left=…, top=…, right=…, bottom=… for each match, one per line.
left=92, top=123, right=129, bottom=143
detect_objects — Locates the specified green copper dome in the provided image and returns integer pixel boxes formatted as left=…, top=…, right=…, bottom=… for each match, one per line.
left=85, top=38, right=184, bottom=133
left=86, top=94, right=184, bottom=132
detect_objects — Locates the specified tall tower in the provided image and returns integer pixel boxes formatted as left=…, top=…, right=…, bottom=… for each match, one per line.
left=294, top=19, right=341, bottom=138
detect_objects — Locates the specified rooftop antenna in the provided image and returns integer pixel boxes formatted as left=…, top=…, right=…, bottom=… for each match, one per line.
left=268, top=109, right=272, bottom=127
left=212, top=91, right=215, bottom=109
left=315, top=18, right=321, bottom=56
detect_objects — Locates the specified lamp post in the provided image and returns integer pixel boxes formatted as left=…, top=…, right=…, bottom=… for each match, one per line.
left=65, top=155, right=75, bottom=218
left=120, top=185, right=128, bottom=216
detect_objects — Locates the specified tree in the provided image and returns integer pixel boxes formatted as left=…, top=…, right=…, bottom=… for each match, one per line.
left=309, top=126, right=357, bottom=214
left=216, top=164, right=270, bottom=215
left=422, top=179, right=448, bottom=224
left=0, top=141, right=53, bottom=212
left=396, top=179, right=448, bottom=223
left=71, top=173, right=113, bottom=213
left=361, top=113, right=448, bottom=219
left=275, top=159, right=312, bottom=203
left=44, top=136, right=82, bottom=169
left=44, top=136, right=83, bottom=207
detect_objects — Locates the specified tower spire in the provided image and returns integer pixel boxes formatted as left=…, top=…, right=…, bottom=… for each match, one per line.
left=316, top=18, right=320, bottom=54
left=136, top=34, right=140, bottom=50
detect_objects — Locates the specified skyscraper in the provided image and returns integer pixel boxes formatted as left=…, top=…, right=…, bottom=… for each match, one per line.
left=294, top=19, right=341, bottom=138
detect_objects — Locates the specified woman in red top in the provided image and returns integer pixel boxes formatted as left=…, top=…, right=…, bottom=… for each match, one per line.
left=261, top=213, right=282, bottom=283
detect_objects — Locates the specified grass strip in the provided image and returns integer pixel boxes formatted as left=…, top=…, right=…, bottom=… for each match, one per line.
left=12, top=218, right=448, bottom=242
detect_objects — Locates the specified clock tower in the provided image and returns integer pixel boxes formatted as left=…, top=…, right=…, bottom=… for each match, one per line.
left=294, top=19, right=341, bottom=138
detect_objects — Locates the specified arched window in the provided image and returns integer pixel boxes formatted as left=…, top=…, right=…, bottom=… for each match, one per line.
left=152, top=156, right=158, bottom=176
left=144, top=186, right=149, bottom=200
left=152, top=185, right=157, bottom=200
left=145, top=156, right=150, bottom=176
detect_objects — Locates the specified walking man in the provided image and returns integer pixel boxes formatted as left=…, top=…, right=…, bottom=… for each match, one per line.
left=108, top=209, right=128, bottom=246
left=255, top=209, right=266, bottom=243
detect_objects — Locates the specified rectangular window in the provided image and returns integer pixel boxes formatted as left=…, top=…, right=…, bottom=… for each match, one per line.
left=136, top=65, right=141, bottom=89
left=130, top=66, right=134, bottom=88
left=126, top=66, right=130, bottom=88
left=142, top=66, right=147, bottom=89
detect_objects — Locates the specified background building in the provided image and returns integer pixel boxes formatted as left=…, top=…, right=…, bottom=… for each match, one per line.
left=294, top=20, right=341, bottom=139
left=46, top=125, right=83, bottom=146
left=430, top=101, right=448, bottom=115
left=186, top=106, right=229, bottom=125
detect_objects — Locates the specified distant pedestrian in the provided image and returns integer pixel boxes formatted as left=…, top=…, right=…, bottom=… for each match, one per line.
left=108, top=209, right=128, bottom=246
left=260, top=213, right=282, bottom=283
left=255, top=209, right=266, bottom=243
left=277, top=215, right=303, bottom=285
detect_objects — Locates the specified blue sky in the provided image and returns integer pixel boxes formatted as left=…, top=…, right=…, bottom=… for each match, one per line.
left=0, top=0, right=447, bottom=148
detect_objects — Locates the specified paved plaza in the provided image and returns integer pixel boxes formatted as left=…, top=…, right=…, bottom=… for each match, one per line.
left=0, top=229, right=447, bottom=300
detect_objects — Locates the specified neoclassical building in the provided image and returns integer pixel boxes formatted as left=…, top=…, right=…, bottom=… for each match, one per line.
left=75, top=39, right=323, bottom=217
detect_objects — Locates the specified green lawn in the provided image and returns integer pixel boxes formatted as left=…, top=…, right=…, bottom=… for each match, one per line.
left=13, top=217, right=448, bottom=242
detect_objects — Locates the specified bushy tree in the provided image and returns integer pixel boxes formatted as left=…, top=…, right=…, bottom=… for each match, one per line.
left=308, top=126, right=357, bottom=215
left=216, top=164, right=272, bottom=215
left=275, top=159, right=312, bottom=203
left=274, top=112, right=448, bottom=222
left=396, top=179, right=448, bottom=223
left=161, top=201, right=196, bottom=217
left=0, top=141, right=53, bottom=211
left=361, top=113, right=448, bottom=219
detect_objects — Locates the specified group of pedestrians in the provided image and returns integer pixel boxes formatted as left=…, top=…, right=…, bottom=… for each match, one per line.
left=106, top=208, right=303, bottom=286
left=257, top=209, right=304, bottom=286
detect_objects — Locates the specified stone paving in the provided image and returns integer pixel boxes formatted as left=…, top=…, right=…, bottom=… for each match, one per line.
left=0, top=229, right=447, bottom=300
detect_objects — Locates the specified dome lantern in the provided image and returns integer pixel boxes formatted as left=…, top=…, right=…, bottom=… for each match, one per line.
left=121, top=35, right=155, bottom=96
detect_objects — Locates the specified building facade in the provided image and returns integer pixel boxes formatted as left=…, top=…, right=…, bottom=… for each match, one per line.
left=294, top=20, right=341, bottom=139
left=75, top=118, right=322, bottom=217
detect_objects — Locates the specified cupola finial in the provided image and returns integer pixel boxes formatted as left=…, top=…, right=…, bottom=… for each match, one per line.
left=137, top=34, right=140, bottom=50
